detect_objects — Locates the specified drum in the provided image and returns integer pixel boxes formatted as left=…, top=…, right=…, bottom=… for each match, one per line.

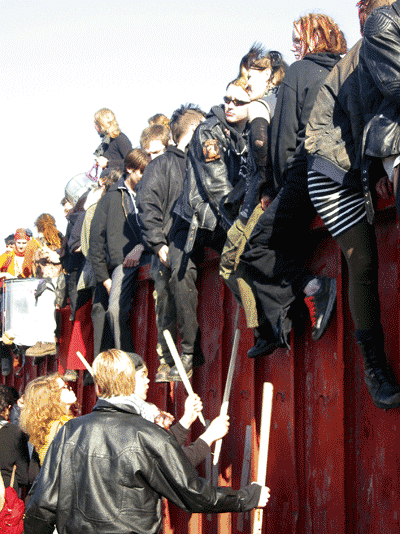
left=2, top=278, right=43, bottom=346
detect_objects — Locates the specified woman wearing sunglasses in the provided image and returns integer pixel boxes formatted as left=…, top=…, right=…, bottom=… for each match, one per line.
left=20, top=374, right=77, bottom=466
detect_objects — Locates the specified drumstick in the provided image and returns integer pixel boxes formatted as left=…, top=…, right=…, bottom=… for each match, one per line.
left=213, top=306, right=240, bottom=465
left=163, top=330, right=206, bottom=426
left=252, top=382, right=273, bottom=534
left=76, top=351, right=94, bottom=376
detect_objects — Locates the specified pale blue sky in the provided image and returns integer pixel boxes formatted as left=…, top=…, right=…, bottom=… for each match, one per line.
left=1, top=0, right=361, bottom=239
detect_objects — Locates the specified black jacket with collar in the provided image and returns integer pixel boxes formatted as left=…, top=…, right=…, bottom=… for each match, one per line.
left=175, top=104, right=249, bottom=233
left=89, top=177, right=147, bottom=283
left=137, top=145, right=186, bottom=255
left=24, top=399, right=261, bottom=534
left=359, top=0, right=400, bottom=159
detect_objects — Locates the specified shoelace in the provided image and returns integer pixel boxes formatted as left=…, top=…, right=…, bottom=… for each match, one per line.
left=304, top=296, right=317, bottom=326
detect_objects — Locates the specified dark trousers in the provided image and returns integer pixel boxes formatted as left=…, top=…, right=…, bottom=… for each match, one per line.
left=149, top=256, right=177, bottom=367
left=240, top=170, right=315, bottom=343
left=91, top=264, right=139, bottom=357
left=91, top=283, right=113, bottom=359
left=168, top=218, right=226, bottom=356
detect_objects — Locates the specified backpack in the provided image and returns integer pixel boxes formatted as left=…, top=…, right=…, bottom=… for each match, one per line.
left=0, top=434, right=25, bottom=534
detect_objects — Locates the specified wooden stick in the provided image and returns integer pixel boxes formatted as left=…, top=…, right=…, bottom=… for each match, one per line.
left=252, top=382, right=273, bottom=534
left=76, top=351, right=94, bottom=376
left=163, top=330, right=206, bottom=426
left=213, top=306, right=241, bottom=465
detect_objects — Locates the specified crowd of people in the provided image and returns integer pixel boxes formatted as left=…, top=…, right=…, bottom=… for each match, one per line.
left=2, top=0, right=400, bottom=530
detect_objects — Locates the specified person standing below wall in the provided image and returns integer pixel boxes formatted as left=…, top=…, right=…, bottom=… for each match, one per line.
left=24, top=349, right=270, bottom=534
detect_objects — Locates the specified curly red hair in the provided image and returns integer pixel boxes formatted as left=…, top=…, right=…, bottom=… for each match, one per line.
left=295, top=13, right=347, bottom=57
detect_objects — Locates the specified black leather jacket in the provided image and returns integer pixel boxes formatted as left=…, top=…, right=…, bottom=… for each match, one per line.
left=359, top=0, right=400, bottom=159
left=176, top=105, right=249, bottom=235
left=24, top=400, right=261, bottom=534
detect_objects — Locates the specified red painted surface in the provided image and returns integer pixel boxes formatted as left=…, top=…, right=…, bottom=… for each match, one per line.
left=3, top=201, right=400, bottom=533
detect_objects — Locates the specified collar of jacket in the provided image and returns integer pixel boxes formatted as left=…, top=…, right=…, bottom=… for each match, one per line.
left=393, top=0, right=400, bottom=17
left=93, top=398, right=140, bottom=415
left=209, top=104, right=248, bottom=155
left=166, top=145, right=185, bottom=158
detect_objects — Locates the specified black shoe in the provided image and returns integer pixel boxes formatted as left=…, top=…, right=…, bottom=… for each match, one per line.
left=168, top=354, right=193, bottom=381
left=247, top=339, right=285, bottom=359
left=358, top=338, right=400, bottom=410
left=155, top=362, right=173, bottom=383
left=304, top=277, right=336, bottom=341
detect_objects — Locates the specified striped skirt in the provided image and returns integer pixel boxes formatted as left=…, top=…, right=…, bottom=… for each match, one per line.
left=307, top=171, right=366, bottom=238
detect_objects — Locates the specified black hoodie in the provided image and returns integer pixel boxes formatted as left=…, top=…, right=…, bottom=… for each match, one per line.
left=270, top=52, right=342, bottom=189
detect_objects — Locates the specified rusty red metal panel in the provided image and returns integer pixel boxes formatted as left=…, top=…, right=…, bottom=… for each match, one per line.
left=3, top=203, right=400, bottom=533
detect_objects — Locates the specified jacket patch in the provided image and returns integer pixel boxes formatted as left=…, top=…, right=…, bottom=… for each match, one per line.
left=203, top=139, right=220, bottom=162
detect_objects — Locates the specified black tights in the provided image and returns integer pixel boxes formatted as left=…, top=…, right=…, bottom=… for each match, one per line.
left=335, top=218, right=380, bottom=331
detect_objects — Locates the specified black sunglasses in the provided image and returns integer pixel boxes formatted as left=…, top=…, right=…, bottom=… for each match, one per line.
left=223, top=96, right=249, bottom=107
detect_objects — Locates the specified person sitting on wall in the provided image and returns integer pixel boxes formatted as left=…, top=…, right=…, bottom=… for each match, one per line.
left=22, top=214, right=64, bottom=359
left=24, top=349, right=270, bottom=534
left=94, top=108, right=133, bottom=173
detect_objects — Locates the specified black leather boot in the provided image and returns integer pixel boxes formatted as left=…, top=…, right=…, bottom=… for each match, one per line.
left=358, top=339, right=400, bottom=410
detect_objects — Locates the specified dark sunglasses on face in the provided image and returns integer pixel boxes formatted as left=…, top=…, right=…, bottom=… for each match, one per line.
left=223, top=96, right=249, bottom=107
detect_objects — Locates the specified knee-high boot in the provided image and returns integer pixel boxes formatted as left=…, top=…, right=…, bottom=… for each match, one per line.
left=357, top=329, right=400, bottom=410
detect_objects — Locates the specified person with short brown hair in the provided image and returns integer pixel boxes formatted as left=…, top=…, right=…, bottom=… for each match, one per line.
left=140, top=124, right=170, bottom=160
left=137, top=104, right=206, bottom=381
left=89, top=148, right=151, bottom=357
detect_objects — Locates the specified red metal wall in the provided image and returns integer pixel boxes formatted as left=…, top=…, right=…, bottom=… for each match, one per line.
left=3, top=201, right=400, bottom=533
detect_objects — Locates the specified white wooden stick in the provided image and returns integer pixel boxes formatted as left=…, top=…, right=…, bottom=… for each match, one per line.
left=252, top=382, right=273, bottom=534
left=76, top=351, right=94, bottom=376
left=163, top=330, right=206, bottom=426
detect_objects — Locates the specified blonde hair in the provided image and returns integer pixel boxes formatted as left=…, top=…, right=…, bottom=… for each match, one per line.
left=94, top=108, right=121, bottom=139
left=93, top=349, right=136, bottom=398
left=19, top=373, right=74, bottom=450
